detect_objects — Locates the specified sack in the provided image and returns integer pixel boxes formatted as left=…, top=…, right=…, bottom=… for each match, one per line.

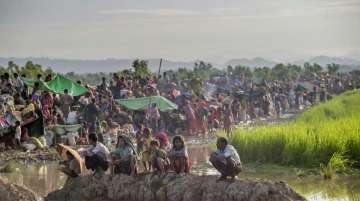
left=23, top=143, right=36, bottom=151
left=29, top=137, right=44, bottom=149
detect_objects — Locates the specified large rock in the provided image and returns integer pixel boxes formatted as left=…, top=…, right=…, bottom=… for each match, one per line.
left=0, top=176, right=38, bottom=201
left=45, top=173, right=306, bottom=201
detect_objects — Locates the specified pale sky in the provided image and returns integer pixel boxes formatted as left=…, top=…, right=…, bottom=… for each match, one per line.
left=0, top=0, right=360, bottom=63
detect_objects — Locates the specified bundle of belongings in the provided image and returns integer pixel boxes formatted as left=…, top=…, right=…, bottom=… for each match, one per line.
left=0, top=95, right=16, bottom=137
left=0, top=116, right=11, bottom=137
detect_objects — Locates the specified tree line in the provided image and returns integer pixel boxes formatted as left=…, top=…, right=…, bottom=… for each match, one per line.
left=0, top=59, right=343, bottom=87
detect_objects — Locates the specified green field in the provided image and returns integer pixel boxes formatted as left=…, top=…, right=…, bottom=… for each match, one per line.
left=231, top=89, right=360, bottom=168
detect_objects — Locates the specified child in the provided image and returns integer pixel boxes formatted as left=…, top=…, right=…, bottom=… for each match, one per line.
left=168, top=135, right=191, bottom=174
left=135, top=125, right=144, bottom=153
left=14, top=121, right=22, bottom=148
left=111, top=135, right=136, bottom=175
left=140, top=127, right=153, bottom=172
left=154, top=131, right=170, bottom=151
left=150, top=140, right=168, bottom=173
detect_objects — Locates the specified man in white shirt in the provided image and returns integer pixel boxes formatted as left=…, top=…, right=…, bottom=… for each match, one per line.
left=210, top=137, right=242, bottom=181
left=81, top=133, right=110, bottom=175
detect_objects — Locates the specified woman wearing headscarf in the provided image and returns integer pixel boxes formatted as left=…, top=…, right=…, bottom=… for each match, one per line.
left=111, top=135, right=138, bottom=175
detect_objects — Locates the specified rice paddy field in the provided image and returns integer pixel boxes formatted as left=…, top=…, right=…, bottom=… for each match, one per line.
left=231, top=89, right=360, bottom=168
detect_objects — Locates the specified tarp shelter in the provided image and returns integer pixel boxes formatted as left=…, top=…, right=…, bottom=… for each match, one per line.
left=21, top=77, right=49, bottom=91
left=46, top=74, right=88, bottom=96
left=22, top=74, right=88, bottom=96
left=115, top=96, right=178, bottom=112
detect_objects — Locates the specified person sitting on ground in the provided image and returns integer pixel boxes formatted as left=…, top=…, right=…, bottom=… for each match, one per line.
left=81, top=133, right=110, bottom=175
left=150, top=140, right=169, bottom=173
left=209, top=137, right=242, bottom=181
left=111, top=135, right=137, bottom=175
left=168, top=135, right=191, bottom=174
left=60, top=151, right=81, bottom=178
left=154, top=131, right=170, bottom=151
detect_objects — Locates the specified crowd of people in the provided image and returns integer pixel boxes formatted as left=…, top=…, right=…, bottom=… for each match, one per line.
left=1, top=67, right=360, bottom=180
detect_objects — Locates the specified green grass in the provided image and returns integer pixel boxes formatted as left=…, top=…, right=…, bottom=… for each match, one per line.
left=230, top=89, right=360, bottom=168
left=320, top=151, right=350, bottom=179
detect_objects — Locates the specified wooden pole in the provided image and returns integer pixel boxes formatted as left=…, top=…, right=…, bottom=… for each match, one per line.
left=157, top=58, right=163, bottom=78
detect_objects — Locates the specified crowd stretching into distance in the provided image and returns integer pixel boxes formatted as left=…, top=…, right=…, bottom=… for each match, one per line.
left=1, top=60, right=360, bottom=180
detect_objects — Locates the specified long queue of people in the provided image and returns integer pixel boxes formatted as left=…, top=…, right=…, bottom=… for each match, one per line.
left=1, top=69, right=359, bottom=180
left=2, top=69, right=359, bottom=149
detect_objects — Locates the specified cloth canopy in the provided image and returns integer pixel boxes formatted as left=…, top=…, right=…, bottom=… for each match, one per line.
left=45, top=74, right=88, bottom=96
left=21, top=74, right=88, bottom=96
left=115, top=96, right=178, bottom=111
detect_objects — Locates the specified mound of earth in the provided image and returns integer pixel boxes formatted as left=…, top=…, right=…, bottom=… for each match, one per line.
left=0, top=176, right=38, bottom=201
left=45, top=173, right=306, bottom=201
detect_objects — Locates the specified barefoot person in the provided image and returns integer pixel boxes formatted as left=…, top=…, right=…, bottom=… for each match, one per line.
left=140, top=127, right=153, bottom=172
left=111, top=135, right=137, bottom=175
left=210, top=137, right=242, bottom=180
left=168, top=135, right=191, bottom=174
left=150, top=140, right=169, bottom=173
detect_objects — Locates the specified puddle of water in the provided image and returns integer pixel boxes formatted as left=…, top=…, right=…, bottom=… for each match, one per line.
left=0, top=162, right=67, bottom=197
left=1, top=145, right=360, bottom=201
left=189, top=146, right=360, bottom=201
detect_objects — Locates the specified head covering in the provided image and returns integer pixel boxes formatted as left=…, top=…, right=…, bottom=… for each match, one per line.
left=117, top=134, right=139, bottom=160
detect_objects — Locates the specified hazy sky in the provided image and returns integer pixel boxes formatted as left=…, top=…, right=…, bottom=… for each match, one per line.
left=0, top=0, right=359, bottom=63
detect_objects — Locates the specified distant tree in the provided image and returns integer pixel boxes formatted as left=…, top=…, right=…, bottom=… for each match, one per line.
left=304, top=62, right=323, bottom=76
left=312, top=63, right=323, bottom=74
left=209, top=68, right=225, bottom=77
left=253, top=67, right=273, bottom=80
left=226, top=65, right=233, bottom=75
left=272, top=64, right=289, bottom=81
left=7, top=61, right=20, bottom=74
left=286, top=64, right=302, bottom=81
left=233, top=65, right=252, bottom=77
left=193, top=61, right=212, bottom=80
left=327, top=63, right=340, bottom=75
left=177, top=68, right=190, bottom=80
left=118, top=69, right=134, bottom=78
left=132, top=59, right=151, bottom=77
